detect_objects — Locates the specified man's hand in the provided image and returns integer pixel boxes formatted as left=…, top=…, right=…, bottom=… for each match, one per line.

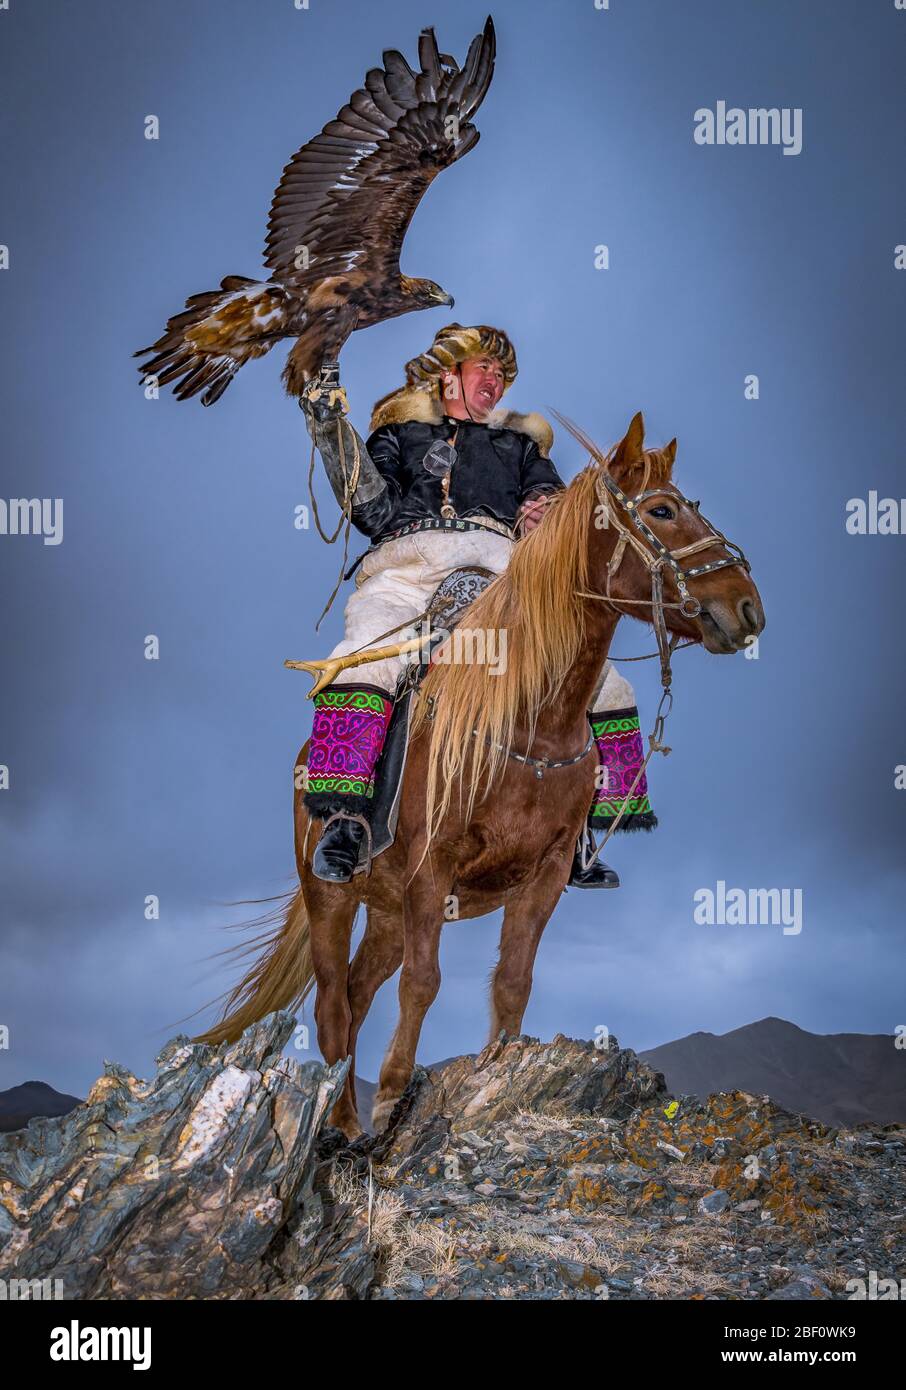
left=301, top=361, right=349, bottom=424
left=517, top=494, right=551, bottom=533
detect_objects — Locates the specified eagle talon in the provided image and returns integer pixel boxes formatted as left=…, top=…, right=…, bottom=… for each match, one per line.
left=301, top=372, right=349, bottom=423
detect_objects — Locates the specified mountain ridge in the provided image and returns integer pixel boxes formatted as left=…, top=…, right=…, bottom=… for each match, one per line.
left=639, top=1016, right=905, bottom=1127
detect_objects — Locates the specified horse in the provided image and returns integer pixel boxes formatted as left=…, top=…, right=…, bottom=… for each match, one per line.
left=193, top=411, right=765, bottom=1139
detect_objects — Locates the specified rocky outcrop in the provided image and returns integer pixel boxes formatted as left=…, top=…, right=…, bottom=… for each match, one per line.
left=368, top=1033, right=906, bottom=1299
left=2, top=1016, right=903, bottom=1300
left=0, top=1014, right=373, bottom=1299
left=398, top=1031, right=665, bottom=1136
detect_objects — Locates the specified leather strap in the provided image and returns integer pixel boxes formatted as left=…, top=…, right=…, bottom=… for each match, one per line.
left=471, top=726, right=595, bottom=780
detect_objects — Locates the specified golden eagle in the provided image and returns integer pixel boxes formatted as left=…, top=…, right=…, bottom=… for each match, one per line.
left=135, top=18, right=496, bottom=406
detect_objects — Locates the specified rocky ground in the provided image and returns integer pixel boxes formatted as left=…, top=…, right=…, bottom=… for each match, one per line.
left=1, top=1012, right=903, bottom=1300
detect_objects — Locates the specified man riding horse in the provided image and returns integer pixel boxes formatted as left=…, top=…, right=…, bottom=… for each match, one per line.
left=299, top=322, right=657, bottom=886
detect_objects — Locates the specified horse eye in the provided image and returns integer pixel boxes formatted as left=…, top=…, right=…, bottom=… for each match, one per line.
left=649, top=504, right=675, bottom=520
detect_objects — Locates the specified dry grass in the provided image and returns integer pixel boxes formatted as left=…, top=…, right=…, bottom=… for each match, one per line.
left=643, top=1263, right=731, bottom=1297
left=820, top=1147, right=881, bottom=1172
left=435, top=1200, right=754, bottom=1298
left=327, top=1160, right=367, bottom=1210
left=325, top=1125, right=859, bottom=1298
left=658, top=1158, right=720, bottom=1185
left=379, top=1213, right=461, bottom=1289
left=509, top=1107, right=621, bottom=1138
left=327, top=1162, right=460, bottom=1289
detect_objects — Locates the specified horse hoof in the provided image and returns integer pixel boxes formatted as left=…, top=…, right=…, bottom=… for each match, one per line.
left=371, top=1096, right=398, bottom=1134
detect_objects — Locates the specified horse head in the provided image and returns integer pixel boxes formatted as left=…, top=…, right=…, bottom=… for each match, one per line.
left=560, top=410, right=765, bottom=654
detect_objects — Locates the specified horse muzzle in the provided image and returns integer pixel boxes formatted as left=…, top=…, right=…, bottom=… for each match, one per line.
left=696, top=593, right=765, bottom=653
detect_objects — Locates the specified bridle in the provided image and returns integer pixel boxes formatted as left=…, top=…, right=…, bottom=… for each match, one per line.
left=581, top=464, right=752, bottom=691
left=573, top=461, right=753, bottom=868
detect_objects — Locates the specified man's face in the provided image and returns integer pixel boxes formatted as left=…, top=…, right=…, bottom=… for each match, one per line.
left=442, top=355, right=506, bottom=419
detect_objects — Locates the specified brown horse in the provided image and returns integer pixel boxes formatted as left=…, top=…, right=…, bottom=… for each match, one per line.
left=194, top=412, right=765, bottom=1138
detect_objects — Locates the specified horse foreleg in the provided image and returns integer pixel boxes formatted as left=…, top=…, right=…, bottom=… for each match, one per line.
left=372, top=870, right=448, bottom=1133
left=306, top=882, right=362, bottom=1139
left=489, top=857, right=571, bottom=1041
left=346, top=906, right=403, bottom=1127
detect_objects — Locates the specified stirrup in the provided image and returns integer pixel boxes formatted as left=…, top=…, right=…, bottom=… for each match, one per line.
left=312, top=816, right=367, bottom=883
left=568, top=830, right=620, bottom=890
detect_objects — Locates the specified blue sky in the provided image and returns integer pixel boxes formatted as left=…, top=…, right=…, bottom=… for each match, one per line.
left=1, top=0, right=904, bottom=1097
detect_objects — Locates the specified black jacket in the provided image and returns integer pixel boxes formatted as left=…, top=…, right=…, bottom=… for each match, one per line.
left=351, top=416, right=564, bottom=542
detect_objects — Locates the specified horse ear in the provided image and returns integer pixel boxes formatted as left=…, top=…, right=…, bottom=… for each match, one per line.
left=611, top=412, right=645, bottom=473
left=663, top=437, right=677, bottom=469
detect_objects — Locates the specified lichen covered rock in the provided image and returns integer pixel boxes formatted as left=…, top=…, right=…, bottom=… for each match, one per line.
left=0, top=1013, right=374, bottom=1299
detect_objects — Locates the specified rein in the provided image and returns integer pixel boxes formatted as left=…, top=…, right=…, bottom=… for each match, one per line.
left=301, top=392, right=362, bottom=630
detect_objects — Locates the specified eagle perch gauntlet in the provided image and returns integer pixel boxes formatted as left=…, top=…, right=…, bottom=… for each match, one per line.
left=300, top=364, right=395, bottom=534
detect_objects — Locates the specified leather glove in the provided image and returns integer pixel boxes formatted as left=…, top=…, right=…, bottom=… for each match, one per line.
left=301, top=360, right=348, bottom=424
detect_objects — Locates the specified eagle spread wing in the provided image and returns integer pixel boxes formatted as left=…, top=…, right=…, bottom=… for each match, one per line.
left=265, top=17, right=495, bottom=289
left=136, top=18, right=496, bottom=405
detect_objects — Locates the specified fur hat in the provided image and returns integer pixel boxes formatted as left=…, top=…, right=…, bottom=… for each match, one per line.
left=369, top=322, right=554, bottom=457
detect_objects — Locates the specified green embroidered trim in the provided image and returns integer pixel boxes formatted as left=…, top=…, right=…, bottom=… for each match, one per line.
left=590, top=714, right=641, bottom=738
left=589, top=794, right=652, bottom=820
left=307, top=776, right=376, bottom=798
left=313, top=689, right=389, bottom=715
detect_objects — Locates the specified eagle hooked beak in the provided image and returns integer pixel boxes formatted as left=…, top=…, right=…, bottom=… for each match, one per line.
left=440, top=292, right=455, bottom=308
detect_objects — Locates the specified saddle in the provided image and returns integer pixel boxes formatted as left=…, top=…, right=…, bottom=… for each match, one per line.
left=352, top=565, right=495, bottom=872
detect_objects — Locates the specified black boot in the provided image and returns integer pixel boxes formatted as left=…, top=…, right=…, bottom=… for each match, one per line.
left=312, top=817, right=366, bottom=883
left=568, top=829, right=620, bottom=889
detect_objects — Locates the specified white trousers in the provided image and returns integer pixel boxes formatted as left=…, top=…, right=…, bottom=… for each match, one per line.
left=328, top=529, right=636, bottom=712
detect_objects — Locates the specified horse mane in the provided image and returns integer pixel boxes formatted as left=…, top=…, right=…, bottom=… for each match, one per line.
left=410, top=433, right=675, bottom=847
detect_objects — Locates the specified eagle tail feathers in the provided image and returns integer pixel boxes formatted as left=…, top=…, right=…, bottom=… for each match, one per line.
left=135, top=276, right=290, bottom=405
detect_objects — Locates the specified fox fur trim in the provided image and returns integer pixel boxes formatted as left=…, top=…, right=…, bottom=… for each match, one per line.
left=369, top=385, right=554, bottom=457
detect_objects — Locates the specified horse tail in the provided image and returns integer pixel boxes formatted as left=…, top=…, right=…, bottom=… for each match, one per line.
left=191, top=886, right=315, bottom=1046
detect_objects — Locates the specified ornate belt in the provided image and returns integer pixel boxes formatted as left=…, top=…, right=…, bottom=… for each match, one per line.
left=344, top=514, right=515, bottom=580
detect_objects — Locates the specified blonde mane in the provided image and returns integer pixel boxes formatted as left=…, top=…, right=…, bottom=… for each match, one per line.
left=410, top=435, right=676, bottom=848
